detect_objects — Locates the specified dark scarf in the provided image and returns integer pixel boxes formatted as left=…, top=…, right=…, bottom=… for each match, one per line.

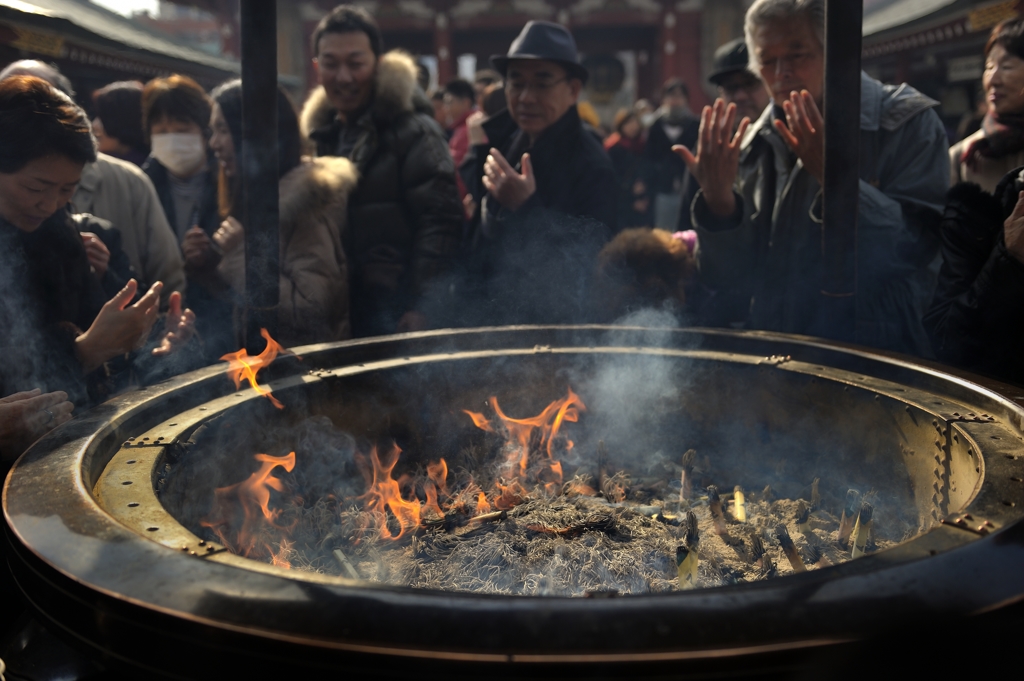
left=961, top=110, right=1024, bottom=168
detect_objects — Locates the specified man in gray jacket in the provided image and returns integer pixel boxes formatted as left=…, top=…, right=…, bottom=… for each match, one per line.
left=676, top=0, right=948, bottom=355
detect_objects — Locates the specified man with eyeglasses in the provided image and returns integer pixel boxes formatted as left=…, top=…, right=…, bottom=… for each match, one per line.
left=460, top=20, right=616, bottom=326
left=674, top=0, right=948, bottom=356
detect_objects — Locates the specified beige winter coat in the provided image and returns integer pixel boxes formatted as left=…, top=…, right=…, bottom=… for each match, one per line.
left=217, top=157, right=358, bottom=347
left=73, top=153, right=185, bottom=304
left=949, top=128, right=1024, bottom=192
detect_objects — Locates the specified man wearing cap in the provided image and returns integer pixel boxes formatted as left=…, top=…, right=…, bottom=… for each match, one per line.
left=461, top=20, right=617, bottom=325
left=708, top=38, right=770, bottom=132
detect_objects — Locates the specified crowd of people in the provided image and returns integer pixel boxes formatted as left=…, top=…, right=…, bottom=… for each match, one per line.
left=1, top=0, right=1023, bottom=468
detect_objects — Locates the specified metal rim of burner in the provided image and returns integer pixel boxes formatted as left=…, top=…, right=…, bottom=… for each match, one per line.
left=4, top=326, right=1024, bottom=678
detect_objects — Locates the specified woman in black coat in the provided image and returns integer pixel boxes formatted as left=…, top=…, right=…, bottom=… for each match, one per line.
left=925, top=168, right=1024, bottom=385
left=0, top=76, right=196, bottom=464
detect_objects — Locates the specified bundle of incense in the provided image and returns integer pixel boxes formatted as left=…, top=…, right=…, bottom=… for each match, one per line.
left=749, top=534, right=767, bottom=569
left=758, top=554, right=777, bottom=579
left=676, top=510, right=700, bottom=590
left=707, top=485, right=728, bottom=536
left=810, top=477, right=821, bottom=510
left=837, top=490, right=860, bottom=547
left=760, top=485, right=773, bottom=502
left=732, top=486, right=747, bottom=522
left=850, top=504, right=874, bottom=558
left=775, top=525, right=806, bottom=572
left=794, top=503, right=811, bottom=538
left=805, top=545, right=833, bottom=569
left=676, top=546, right=697, bottom=590
left=679, top=449, right=697, bottom=503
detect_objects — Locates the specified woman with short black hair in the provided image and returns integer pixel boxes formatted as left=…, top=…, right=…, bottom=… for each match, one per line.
left=0, top=76, right=195, bottom=457
left=91, top=80, right=149, bottom=166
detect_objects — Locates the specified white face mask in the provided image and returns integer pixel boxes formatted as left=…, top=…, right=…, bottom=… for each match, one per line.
left=150, top=132, right=207, bottom=177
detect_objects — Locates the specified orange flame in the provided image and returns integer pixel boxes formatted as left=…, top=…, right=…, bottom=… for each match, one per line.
left=221, top=328, right=289, bottom=409
left=360, top=444, right=422, bottom=540
left=423, top=481, right=443, bottom=520
left=465, top=388, right=585, bottom=483
left=476, top=491, right=492, bottom=515
left=270, top=537, right=293, bottom=569
left=201, top=451, right=296, bottom=558
left=427, top=458, right=449, bottom=498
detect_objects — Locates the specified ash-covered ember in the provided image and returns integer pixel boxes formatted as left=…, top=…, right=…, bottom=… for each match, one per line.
left=167, top=389, right=916, bottom=596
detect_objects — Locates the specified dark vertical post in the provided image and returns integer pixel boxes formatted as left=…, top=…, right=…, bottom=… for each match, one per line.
left=820, top=0, right=862, bottom=343
left=240, top=0, right=279, bottom=352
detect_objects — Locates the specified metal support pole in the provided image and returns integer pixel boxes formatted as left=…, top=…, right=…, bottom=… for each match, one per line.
left=821, top=0, right=862, bottom=343
left=240, top=0, right=280, bottom=352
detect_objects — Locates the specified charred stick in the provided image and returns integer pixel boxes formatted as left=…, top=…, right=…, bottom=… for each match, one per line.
left=850, top=503, right=873, bottom=558
left=469, top=510, right=508, bottom=524
left=775, top=525, right=806, bottom=572
left=332, top=548, right=361, bottom=580
left=837, top=490, right=860, bottom=547
left=810, top=477, right=821, bottom=510
left=805, top=544, right=832, bottom=569
left=758, top=554, right=777, bottom=579
left=750, top=534, right=767, bottom=569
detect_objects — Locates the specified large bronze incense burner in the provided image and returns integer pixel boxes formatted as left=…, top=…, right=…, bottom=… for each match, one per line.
left=5, top=326, right=1024, bottom=678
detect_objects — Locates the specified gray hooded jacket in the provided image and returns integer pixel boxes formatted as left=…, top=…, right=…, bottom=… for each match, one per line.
left=691, top=73, right=948, bottom=355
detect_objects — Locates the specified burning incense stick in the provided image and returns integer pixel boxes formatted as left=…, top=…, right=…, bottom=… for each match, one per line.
left=676, top=510, right=700, bottom=590
left=837, top=490, right=860, bottom=548
left=795, top=503, right=811, bottom=538
left=707, top=485, right=728, bottom=536
left=732, top=486, right=747, bottom=522
left=850, top=504, right=874, bottom=558
left=679, top=449, right=696, bottom=504
left=775, top=525, right=806, bottom=572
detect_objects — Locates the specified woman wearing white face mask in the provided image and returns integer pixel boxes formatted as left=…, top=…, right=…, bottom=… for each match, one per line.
left=141, top=74, right=234, bottom=361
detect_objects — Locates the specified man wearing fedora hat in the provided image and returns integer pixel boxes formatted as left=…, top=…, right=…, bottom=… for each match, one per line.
left=460, top=20, right=617, bottom=326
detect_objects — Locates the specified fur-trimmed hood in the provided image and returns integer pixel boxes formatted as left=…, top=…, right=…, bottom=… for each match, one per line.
left=300, top=50, right=420, bottom=140
left=280, top=155, right=358, bottom=229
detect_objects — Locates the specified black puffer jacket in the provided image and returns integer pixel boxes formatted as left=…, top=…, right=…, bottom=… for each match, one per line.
left=925, top=170, right=1024, bottom=386
left=302, top=50, right=462, bottom=337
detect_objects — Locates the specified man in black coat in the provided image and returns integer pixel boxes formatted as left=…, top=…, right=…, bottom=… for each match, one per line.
left=302, top=5, right=462, bottom=338
left=461, top=20, right=617, bottom=325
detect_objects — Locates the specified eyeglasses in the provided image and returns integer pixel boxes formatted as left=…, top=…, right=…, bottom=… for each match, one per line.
left=507, top=77, right=568, bottom=97
left=718, top=79, right=763, bottom=96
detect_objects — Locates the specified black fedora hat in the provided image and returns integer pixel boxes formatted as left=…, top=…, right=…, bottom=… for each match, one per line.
left=708, top=38, right=752, bottom=86
left=491, top=21, right=588, bottom=86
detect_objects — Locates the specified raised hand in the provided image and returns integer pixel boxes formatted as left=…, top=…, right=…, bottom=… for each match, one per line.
left=773, top=90, right=825, bottom=185
left=81, top=232, right=110, bottom=277
left=0, top=389, right=74, bottom=461
left=483, top=149, right=536, bottom=212
left=152, top=290, right=197, bottom=357
left=75, top=279, right=162, bottom=373
left=673, top=99, right=750, bottom=218
left=213, top=216, right=244, bottom=254
left=1004, top=190, right=1024, bottom=264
